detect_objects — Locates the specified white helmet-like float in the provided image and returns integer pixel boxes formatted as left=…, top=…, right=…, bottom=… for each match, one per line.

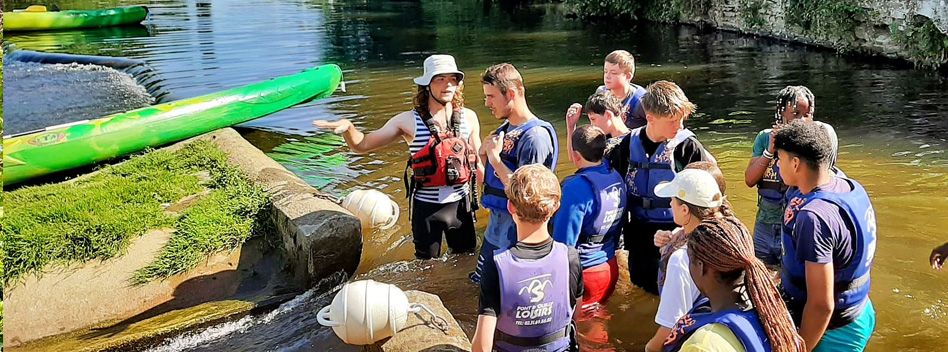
left=341, top=189, right=400, bottom=230
left=317, top=280, right=447, bottom=345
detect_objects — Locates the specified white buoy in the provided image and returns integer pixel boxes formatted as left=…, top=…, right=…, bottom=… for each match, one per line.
left=316, top=280, right=411, bottom=345
left=341, top=189, right=400, bottom=230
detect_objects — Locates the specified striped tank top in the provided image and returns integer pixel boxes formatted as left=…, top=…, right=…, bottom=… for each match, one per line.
left=408, top=109, right=472, bottom=204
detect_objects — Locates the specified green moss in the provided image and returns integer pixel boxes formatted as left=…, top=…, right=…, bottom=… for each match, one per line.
left=890, top=17, right=948, bottom=70
left=642, top=0, right=680, bottom=22
left=563, top=0, right=640, bottom=20
left=785, top=0, right=866, bottom=50
left=740, top=0, right=767, bottom=30
left=2, top=141, right=271, bottom=287
left=680, top=0, right=711, bottom=19
left=565, top=0, right=706, bottom=24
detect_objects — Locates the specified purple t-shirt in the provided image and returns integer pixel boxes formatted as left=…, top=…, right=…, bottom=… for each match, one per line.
left=792, top=178, right=855, bottom=269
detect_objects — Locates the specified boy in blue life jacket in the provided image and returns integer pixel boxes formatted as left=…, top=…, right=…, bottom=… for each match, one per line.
left=622, top=81, right=714, bottom=295
left=552, top=125, right=626, bottom=349
left=774, top=120, right=876, bottom=352
left=472, top=63, right=559, bottom=283
left=472, top=165, right=584, bottom=352
left=552, top=125, right=625, bottom=309
left=565, top=92, right=631, bottom=171
left=566, top=50, right=648, bottom=131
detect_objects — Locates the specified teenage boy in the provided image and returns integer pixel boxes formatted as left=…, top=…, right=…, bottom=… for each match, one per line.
left=565, top=50, right=648, bottom=131
left=565, top=92, right=630, bottom=166
left=553, top=125, right=625, bottom=308
left=472, top=63, right=559, bottom=283
left=552, top=125, right=626, bottom=349
left=775, top=120, right=877, bottom=352
left=472, top=165, right=584, bottom=352
left=623, top=81, right=714, bottom=295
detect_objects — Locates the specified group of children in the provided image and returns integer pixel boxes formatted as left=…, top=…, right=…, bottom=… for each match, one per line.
left=314, top=51, right=878, bottom=352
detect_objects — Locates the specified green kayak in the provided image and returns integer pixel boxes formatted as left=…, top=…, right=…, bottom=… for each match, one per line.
left=4, top=5, right=148, bottom=32
left=3, top=64, right=344, bottom=186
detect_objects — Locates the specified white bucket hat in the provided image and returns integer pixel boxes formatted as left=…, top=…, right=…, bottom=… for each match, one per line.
left=654, top=169, right=724, bottom=208
left=413, top=54, right=464, bottom=86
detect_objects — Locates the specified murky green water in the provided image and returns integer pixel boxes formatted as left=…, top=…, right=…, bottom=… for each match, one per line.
left=4, top=0, right=948, bottom=350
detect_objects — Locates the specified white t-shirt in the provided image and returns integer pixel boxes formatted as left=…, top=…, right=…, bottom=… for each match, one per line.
left=815, top=121, right=839, bottom=166
left=656, top=245, right=703, bottom=328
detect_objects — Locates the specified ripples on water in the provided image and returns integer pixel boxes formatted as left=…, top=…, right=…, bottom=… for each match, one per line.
left=3, top=0, right=948, bottom=351
left=3, top=61, right=154, bottom=135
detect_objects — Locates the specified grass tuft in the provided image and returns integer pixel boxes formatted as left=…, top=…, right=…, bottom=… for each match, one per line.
left=2, top=140, right=271, bottom=288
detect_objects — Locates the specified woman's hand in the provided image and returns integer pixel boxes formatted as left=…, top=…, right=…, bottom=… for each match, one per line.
left=313, top=119, right=354, bottom=135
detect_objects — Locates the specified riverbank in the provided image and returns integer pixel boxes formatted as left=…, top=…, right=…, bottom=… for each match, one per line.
left=2, top=129, right=363, bottom=350
left=564, top=0, right=948, bottom=70
left=3, top=139, right=271, bottom=287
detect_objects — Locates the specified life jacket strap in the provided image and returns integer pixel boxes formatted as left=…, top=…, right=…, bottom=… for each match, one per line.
left=629, top=196, right=671, bottom=209
left=631, top=161, right=671, bottom=170
left=758, top=180, right=785, bottom=191
left=784, top=271, right=870, bottom=296
left=495, top=326, right=568, bottom=347
left=583, top=234, right=606, bottom=244
left=483, top=184, right=508, bottom=199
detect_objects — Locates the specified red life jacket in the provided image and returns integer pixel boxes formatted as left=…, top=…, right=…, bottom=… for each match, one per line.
left=407, top=109, right=477, bottom=188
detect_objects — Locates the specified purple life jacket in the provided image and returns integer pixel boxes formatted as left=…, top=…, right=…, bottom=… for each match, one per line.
left=493, top=242, right=573, bottom=352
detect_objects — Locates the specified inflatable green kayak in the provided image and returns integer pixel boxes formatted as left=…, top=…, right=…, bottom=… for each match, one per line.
left=4, top=5, right=148, bottom=31
left=3, top=64, right=344, bottom=186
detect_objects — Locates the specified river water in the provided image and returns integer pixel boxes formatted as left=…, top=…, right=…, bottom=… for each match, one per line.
left=4, top=0, right=948, bottom=351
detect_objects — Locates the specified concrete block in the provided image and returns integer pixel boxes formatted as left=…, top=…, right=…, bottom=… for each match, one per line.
left=203, top=128, right=363, bottom=287
left=366, top=291, right=472, bottom=352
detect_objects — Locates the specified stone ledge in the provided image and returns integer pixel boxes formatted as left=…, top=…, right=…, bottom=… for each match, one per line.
left=367, top=290, right=472, bottom=352
left=5, top=128, right=363, bottom=350
left=198, top=128, right=363, bottom=288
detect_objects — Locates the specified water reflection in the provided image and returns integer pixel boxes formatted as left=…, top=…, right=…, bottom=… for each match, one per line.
left=3, top=0, right=947, bottom=351
left=2, top=24, right=153, bottom=56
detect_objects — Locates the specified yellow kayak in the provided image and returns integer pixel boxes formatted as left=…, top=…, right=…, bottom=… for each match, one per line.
left=4, top=5, right=149, bottom=32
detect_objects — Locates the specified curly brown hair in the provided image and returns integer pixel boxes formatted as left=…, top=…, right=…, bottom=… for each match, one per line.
left=412, top=80, right=465, bottom=118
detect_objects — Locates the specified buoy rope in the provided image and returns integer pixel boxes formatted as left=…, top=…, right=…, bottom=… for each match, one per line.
left=408, top=303, right=449, bottom=334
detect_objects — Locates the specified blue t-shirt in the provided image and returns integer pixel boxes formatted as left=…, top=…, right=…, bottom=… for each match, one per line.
left=510, top=122, right=557, bottom=171
left=551, top=164, right=618, bottom=269
left=791, top=178, right=855, bottom=269
left=787, top=177, right=869, bottom=324
left=483, top=119, right=558, bottom=248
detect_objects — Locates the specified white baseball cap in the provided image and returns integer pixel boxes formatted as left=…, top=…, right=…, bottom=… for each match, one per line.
left=413, top=54, right=465, bottom=86
left=654, top=169, right=724, bottom=208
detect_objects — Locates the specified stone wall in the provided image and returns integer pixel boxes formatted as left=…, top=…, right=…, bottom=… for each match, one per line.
left=671, top=0, right=948, bottom=69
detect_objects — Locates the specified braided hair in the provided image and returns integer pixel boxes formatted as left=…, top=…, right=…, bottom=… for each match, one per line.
left=774, top=86, right=815, bottom=125
left=688, top=218, right=804, bottom=352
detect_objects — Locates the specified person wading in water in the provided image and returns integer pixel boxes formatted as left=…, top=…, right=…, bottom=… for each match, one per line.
left=472, top=165, right=583, bottom=352
left=662, top=216, right=803, bottom=352
left=472, top=63, right=559, bottom=283
left=314, top=54, right=483, bottom=260
left=744, top=86, right=839, bottom=270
